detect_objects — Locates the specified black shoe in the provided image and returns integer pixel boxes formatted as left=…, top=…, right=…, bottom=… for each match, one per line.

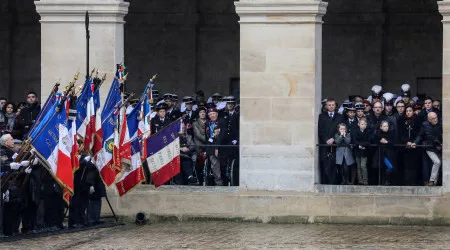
left=69, top=224, right=84, bottom=229
left=188, top=176, right=198, bottom=185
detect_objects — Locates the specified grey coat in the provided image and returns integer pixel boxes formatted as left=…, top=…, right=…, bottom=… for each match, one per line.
left=334, top=133, right=355, bottom=166
left=193, top=119, right=207, bottom=152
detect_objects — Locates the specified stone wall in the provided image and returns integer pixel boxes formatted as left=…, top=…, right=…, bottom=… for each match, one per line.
left=0, top=0, right=40, bottom=102
left=323, top=0, right=442, bottom=102
left=124, top=0, right=239, bottom=98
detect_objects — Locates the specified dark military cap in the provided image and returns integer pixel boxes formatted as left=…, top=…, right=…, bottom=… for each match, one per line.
left=171, top=94, right=178, bottom=101
left=206, top=103, right=217, bottom=113
left=321, top=98, right=328, bottom=104
left=155, top=103, right=168, bottom=111
left=355, top=103, right=364, bottom=110
left=345, top=104, right=356, bottom=111
left=163, top=93, right=173, bottom=100
left=342, top=100, right=352, bottom=109
left=223, top=96, right=236, bottom=103
left=183, top=96, right=194, bottom=104
left=211, top=93, right=222, bottom=100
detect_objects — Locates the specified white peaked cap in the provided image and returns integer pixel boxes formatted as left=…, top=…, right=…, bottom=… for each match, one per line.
left=383, top=92, right=394, bottom=102
left=372, top=85, right=382, bottom=94
left=401, top=83, right=410, bottom=92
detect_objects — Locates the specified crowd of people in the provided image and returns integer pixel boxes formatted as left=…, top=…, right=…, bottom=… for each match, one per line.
left=318, top=84, right=443, bottom=186
left=131, top=91, right=240, bottom=187
left=0, top=90, right=240, bottom=237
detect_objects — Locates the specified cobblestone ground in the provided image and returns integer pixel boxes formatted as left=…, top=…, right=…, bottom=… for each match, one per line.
left=1, top=221, right=450, bottom=249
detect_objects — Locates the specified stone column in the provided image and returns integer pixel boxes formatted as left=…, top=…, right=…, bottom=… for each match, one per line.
left=35, top=0, right=129, bottom=101
left=235, top=0, right=327, bottom=191
left=438, top=0, right=450, bottom=192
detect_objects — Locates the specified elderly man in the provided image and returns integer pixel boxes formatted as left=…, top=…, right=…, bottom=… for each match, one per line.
left=411, top=112, right=442, bottom=186
left=0, top=134, right=33, bottom=235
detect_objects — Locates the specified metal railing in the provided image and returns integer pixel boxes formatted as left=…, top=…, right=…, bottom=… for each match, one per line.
left=317, top=143, right=437, bottom=186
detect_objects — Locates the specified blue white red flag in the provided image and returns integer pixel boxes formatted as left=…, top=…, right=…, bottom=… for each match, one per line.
left=116, top=98, right=145, bottom=195
left=94, top=78, right=122, bottom=186
left=30, top=95, right=74, bottom=204
left=145, top=119, right=181, bottom=187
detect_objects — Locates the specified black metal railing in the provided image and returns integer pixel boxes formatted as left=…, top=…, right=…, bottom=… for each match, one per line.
left=317, top=143, right=439, bottom=186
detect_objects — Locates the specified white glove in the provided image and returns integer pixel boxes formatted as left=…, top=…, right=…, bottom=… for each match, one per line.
left=232, top=140, right=237, bottom=145
left=10, top=162, right=20, bottom=170
left=32, top=158, right=39, bottom=165
left=20, top=160, right=30, bottom=167
left=4, top=190, right=9, bottom=202
left=84, top=156, right=91, bottom=162
left=25, top=167, right=32, bottom=174
left=77, top=155, right=81, bottom=161
left=30, top=149, right=36, bottom=155
left=12, top=153, right=18, bottom=160
left=89, top=186, right=95, bottom=194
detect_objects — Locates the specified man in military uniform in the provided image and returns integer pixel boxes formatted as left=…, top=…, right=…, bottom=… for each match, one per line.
left=68, top=154, right=91, bottom=229
left=19, top=156, right=42, bottom=234
left=221, top=96, right=239, bottom=185
left=205, top=105, right=226, bottom=186
left=368, top=85, right=383, bottom=105
left=164, top=93, right=182, bottom=121
left=344, top=104, right=358, bottom=135
left=151, top=103, right=171, bottom=135
left=211, top=93, right=222, bottom=106
left=182, top=96, right=196, bottom=135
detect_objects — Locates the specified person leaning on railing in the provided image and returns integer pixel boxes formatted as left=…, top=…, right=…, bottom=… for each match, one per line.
left=410, top=112, right=442, bottom=186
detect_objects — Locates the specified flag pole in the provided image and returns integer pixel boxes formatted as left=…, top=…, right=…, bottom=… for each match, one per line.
left=85, top=11, right=90, bottom=81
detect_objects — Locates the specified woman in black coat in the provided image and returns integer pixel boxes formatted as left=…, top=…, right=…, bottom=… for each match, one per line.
left=398, top=106, right=422, bottom=185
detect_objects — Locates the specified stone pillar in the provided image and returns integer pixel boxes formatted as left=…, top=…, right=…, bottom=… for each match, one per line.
left=35, top=0, right=129, bottom=101
left=235, top=0, right=327, bottom=191
left=438, top=0, right=450, bottom=192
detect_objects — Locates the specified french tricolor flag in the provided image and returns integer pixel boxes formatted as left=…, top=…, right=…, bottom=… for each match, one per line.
left=145, top=119, right=181, bottom=187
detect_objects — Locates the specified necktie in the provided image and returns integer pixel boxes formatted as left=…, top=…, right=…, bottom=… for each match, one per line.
left=329, top=113, right=333, bottom=118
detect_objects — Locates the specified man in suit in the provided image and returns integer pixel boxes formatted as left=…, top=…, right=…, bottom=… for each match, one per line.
left=318, top=98, right=344, bottom=184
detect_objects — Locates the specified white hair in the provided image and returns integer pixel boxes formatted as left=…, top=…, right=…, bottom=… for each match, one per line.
left=0, top=134, right=12, bottom=146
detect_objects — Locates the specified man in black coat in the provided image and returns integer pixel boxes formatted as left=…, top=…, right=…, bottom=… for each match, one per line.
left=418, top=97, right=441, bottom=123
left=68, top=155, right=91, bottom=228
left=344, top=104, right=358, bottom=136
left=411, top=112, right=442, bottom=186
left=19, top=158, right=43, bottom=234
left=86, top=159, right=106, bottom=226
left=151, top=103, right=172, bottom=135
left=182, top=96, right=196, bottom=134
left=318, top=98, right=344, bottom=184
left=164, top=93, right=182, bottom=121
left=367, top=101, right=390, bottom=135
left=205, top=106, right=227, bottom=186
left=19, top=91, right=41, bottom=137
